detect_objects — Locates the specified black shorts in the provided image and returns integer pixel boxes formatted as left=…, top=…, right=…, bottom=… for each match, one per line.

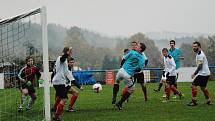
left=166, top=76, right=176, bottom=86
left=134, top=72, right=145, bottom=83
left=53, top=85, right=68, bottom=99
left=21, top=83, right=36, bottom=95
left=192, top=75, right=210, bottom=87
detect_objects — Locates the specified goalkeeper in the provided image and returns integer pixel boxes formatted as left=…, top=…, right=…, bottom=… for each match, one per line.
left=17, top=56, right=41, bottom=112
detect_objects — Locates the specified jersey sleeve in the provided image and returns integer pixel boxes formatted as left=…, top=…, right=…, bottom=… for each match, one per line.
left=123, top=50, right=132, bottom=60
left=196, top=54, right=204, bottom=65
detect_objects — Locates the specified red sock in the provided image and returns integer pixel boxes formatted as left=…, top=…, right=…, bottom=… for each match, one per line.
left=69, top=95, right=78, bottom=108
left=55, top=103, right=65, bottom=119
left=166, top=86, right=171, bottom=100
left=192, top=86, right=197, bottom=98
left=174, top=83, right=177, bottom=89
left=53, top=96, right=61, bottom=110
left=203, top=89, right=210, bottom=99
left=171, top=86, right=180, bottom=95
left=122, top=87, right=129, bottom=95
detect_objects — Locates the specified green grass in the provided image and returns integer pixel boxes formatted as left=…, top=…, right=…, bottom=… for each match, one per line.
left=0, top=81, right=215, bottom=121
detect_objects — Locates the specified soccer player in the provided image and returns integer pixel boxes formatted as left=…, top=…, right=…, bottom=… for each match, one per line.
left=66, top=57, right=83, bottom=112
left=52, top=47, right=73, bottom=121
left=17, top=56, right=41, bottom=112
left=112, top=43, right=145, bottom=110
left=161, top=48, right=182, bottom=102
left=154, top=40, right=184, bottom=97
left=187, top=41, right=211, bottom=106
left=133, top=43, right=148, bottom=101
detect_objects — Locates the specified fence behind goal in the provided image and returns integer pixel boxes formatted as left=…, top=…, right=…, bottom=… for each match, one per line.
left=72, top=66, right=215, bottom=85
left=0, top=7, right=50, bottom=121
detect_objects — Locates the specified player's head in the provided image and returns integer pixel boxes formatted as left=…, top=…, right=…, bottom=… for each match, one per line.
left=26, top=56, right=34, bottom=67
left=192, top=41, right=201, bottom=53
left=131, top=41, right=138, bottom=50
left=162, top=48, right=169, bottom=57
left=68, top=57, right=75, bottom=68
left=123, top=49, right=130, bottom=55
left=139, top=43, right=146, bottom=52
left=170, top=40, right=176, bottom=48
left=62, top=46, right=72, bottom=57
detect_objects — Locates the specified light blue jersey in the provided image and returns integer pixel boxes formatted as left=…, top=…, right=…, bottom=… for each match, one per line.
left=122, top=50, right=145, bottom=76
left=168, top=48, right=181, bottom=69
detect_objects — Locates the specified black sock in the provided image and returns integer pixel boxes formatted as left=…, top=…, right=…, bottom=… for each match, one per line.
left=113, top=84, right=119, bottom=100
left=158, top=83, right=163, bottom=91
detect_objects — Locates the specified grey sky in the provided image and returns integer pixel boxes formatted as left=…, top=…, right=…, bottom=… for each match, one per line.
left=1, top=0, right=215, bottom=37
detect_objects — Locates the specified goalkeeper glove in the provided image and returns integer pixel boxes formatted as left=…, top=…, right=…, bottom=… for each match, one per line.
left=26, top=81, right=32, bottom=86
left=38, top=79, right=44, bottom=84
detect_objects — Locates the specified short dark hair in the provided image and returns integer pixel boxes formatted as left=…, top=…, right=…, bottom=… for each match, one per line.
left=162, top=48, right=168, bottom=52
left=25, top=56, right=33, bottom=63
left=123, top=49, right=129, bottom=53
left=170, top=40, right=176, bottom=44
left=67, top=57, right=74, bottom=62
left=193, top=41, right=201, bottom=48
left=139, top=43, right=146, bottom=52
left=131, top=41, right=138, bottom=44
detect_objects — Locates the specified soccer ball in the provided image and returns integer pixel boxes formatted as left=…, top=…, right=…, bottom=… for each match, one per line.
left=92, top=83, right=102, bottom=93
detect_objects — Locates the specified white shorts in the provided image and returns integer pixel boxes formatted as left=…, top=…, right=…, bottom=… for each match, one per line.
left=115, top=68, right=135, bottom=90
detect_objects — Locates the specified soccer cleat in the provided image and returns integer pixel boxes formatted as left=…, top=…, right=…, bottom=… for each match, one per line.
left=206, top=100, right=212, bottom=105
left=115, top=102, right=122, bottom=110
left=26, top=107, right=32, bottom=111
left=18, top=107, right=23, bottom=112
left=112, top=99, right=116, bottom=104
left=187, top=101, right=198, bottom=106
left=66, top=107, right=75, bottom=112
left=162, top=94, right=167, bottom=98
left=52, top=116, right=62, bottom=121
left=153, top=89, right=159, bottom=92
left=161, top=99, right=169, bottom=103
left=172, top=95, right=177, bottom=99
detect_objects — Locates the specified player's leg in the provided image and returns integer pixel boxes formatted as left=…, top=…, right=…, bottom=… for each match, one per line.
left=188, top=76, right=199, bottom=106
left=199, top=76, right=211, bottom=105
left=53, top=85, right=68, bottom=120
left=112, top=69, right=123, bottom=104
left=164, top=83, right=171, bottom=101
left=18, top=88, right=28, bottom=112
left=154, top=79, right=163, bottom=92
left=67, top=87, right=79, bottom=112
left=116, top=74, right=134, bottom=110
left=26, top=86, right=37, bottom=110
left=169, top=76, right=182, bottom=99
left=173, top=72, right=179, bottom=98
left=52, top=85, right=61, bottom=112
left=140, top=83, right=147, bottom=101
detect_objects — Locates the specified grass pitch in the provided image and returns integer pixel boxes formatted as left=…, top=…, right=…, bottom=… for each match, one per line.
left=0, top=81, right=215, bottom=121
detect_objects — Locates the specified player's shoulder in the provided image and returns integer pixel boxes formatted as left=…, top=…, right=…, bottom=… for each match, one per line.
left=197, top=51, right=205, bottom=57
left=167, top=55, right=172, bottom=59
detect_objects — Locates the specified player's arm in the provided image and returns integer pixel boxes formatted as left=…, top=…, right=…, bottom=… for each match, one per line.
left=60, top=53, right=68, bottom=62
left=17, top=67, right=26, bottom=82
left=193, top=56, right=203, bottom=77
left=35, top=67, right=41, bottom=79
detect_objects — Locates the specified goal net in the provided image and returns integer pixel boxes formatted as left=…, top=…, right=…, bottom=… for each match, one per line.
left=0, top=7, right=50, bottom=121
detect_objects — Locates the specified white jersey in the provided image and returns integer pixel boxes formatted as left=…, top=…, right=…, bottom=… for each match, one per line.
left=195, top=51, right=210, bottom=76
left=65, top=69, right=75, bottom=87
left=52, top=56, right=70, bottom=85
left=163, top=55, right=177, bottom=76
left=142, top=52, right=148, bottom=60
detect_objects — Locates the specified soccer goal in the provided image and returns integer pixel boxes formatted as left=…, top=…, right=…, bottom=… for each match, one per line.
left=0, top=7, right=50, bottom=121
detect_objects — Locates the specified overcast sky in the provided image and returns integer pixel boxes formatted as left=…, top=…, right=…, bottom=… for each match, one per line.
left=0, top=0, right=215, bottom=37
